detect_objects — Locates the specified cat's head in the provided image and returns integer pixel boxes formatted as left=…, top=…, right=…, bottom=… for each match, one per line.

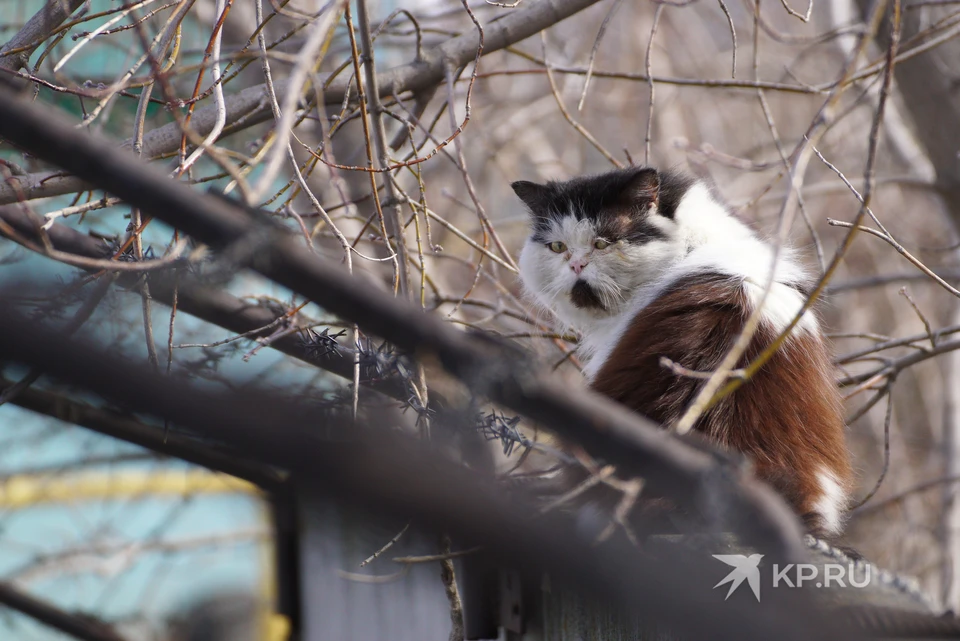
left=513, top=167, right=695, bottom=328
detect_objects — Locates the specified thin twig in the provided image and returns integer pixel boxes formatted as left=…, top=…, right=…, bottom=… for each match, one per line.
left=779, top=0, right=813, bottom=22
left=717, top=0, right=737, bottom=77
left=828, top=219, right=960, bottom=299
left=359, top=522, right=411, bottom=567
left=356, top=0, right=413, bottom=296
left=849, top=379, right=896, bottom=510
left=392, top=546, right=482, bottom=563
left=577, top=0, right=625, bottom=111
left=251, top=1, right=342, bottom=202
left=541, top=32, right=623, bottom=168
left=899, top=287, right=938, bottom=348
left=644, top=5, right=663, bottom=165
left=439, top=534, right=465, bottom=641
left=679, top=0, right=900, bottom=418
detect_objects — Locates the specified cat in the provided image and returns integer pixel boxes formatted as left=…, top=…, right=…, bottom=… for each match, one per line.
left=512, top=166, right=853, bottom=536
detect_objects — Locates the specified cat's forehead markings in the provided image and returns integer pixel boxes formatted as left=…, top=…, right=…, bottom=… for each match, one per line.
left=557, top=216, right=596, bottom=246
left=601, top=214, right=633, bottom=237
left=543, top=216, right=591, bottom=244
left=543, top=217, right=563, bottom=239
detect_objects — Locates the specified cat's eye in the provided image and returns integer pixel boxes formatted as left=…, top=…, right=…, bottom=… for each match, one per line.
left=594, top=239, right=611, bottom=250
left=547, top=241, right=567, bottom=253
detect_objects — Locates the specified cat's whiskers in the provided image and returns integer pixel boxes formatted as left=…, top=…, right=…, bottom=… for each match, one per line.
left=584, top=270, right=626, bottom=313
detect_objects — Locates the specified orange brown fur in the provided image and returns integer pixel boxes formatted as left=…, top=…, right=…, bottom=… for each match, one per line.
left=589, top=273, right=853, bottom=535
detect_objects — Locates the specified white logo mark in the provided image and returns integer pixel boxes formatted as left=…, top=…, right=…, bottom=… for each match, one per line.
left=713, top=554, right=764, bottom=601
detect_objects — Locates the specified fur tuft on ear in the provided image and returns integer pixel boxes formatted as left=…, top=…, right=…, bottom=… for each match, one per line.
left=618, top=168, right=661, bottom=214
left=511, top=180, right=550, bottom=212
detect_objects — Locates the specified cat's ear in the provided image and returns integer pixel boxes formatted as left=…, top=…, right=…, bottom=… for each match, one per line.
left=511, top=180, right=549, bottom=212
left=619, top=168, right=662, bottom=215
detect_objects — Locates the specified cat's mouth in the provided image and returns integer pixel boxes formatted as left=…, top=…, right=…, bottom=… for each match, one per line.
left=570, top=280, right=606, bottom=311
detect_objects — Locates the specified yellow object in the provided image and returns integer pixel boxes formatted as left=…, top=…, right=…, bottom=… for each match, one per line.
left=0, top=469, right=257, bottom=508
left=0, top=467, right=286, bottom=640
left=266, top=613, right=291, bottom=641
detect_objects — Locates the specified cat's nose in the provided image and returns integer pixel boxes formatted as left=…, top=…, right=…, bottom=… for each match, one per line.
left=570, top=259, right=588, bottom=275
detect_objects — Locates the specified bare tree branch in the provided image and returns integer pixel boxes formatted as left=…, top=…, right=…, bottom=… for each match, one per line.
left=0, top=303, right=851, bottom=641
left=0, top=204, right=414, bottom=404
left=0, top=0, right=605, bottom=205
left=0, top=0, right=86, bottom=72
left=0, top=580, right=128, bottom=641
left=1, top=376, right=284, bottom=490
left=853, top=1, right=960, bottom=609
left=0, top=82, right=809, bottom=563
